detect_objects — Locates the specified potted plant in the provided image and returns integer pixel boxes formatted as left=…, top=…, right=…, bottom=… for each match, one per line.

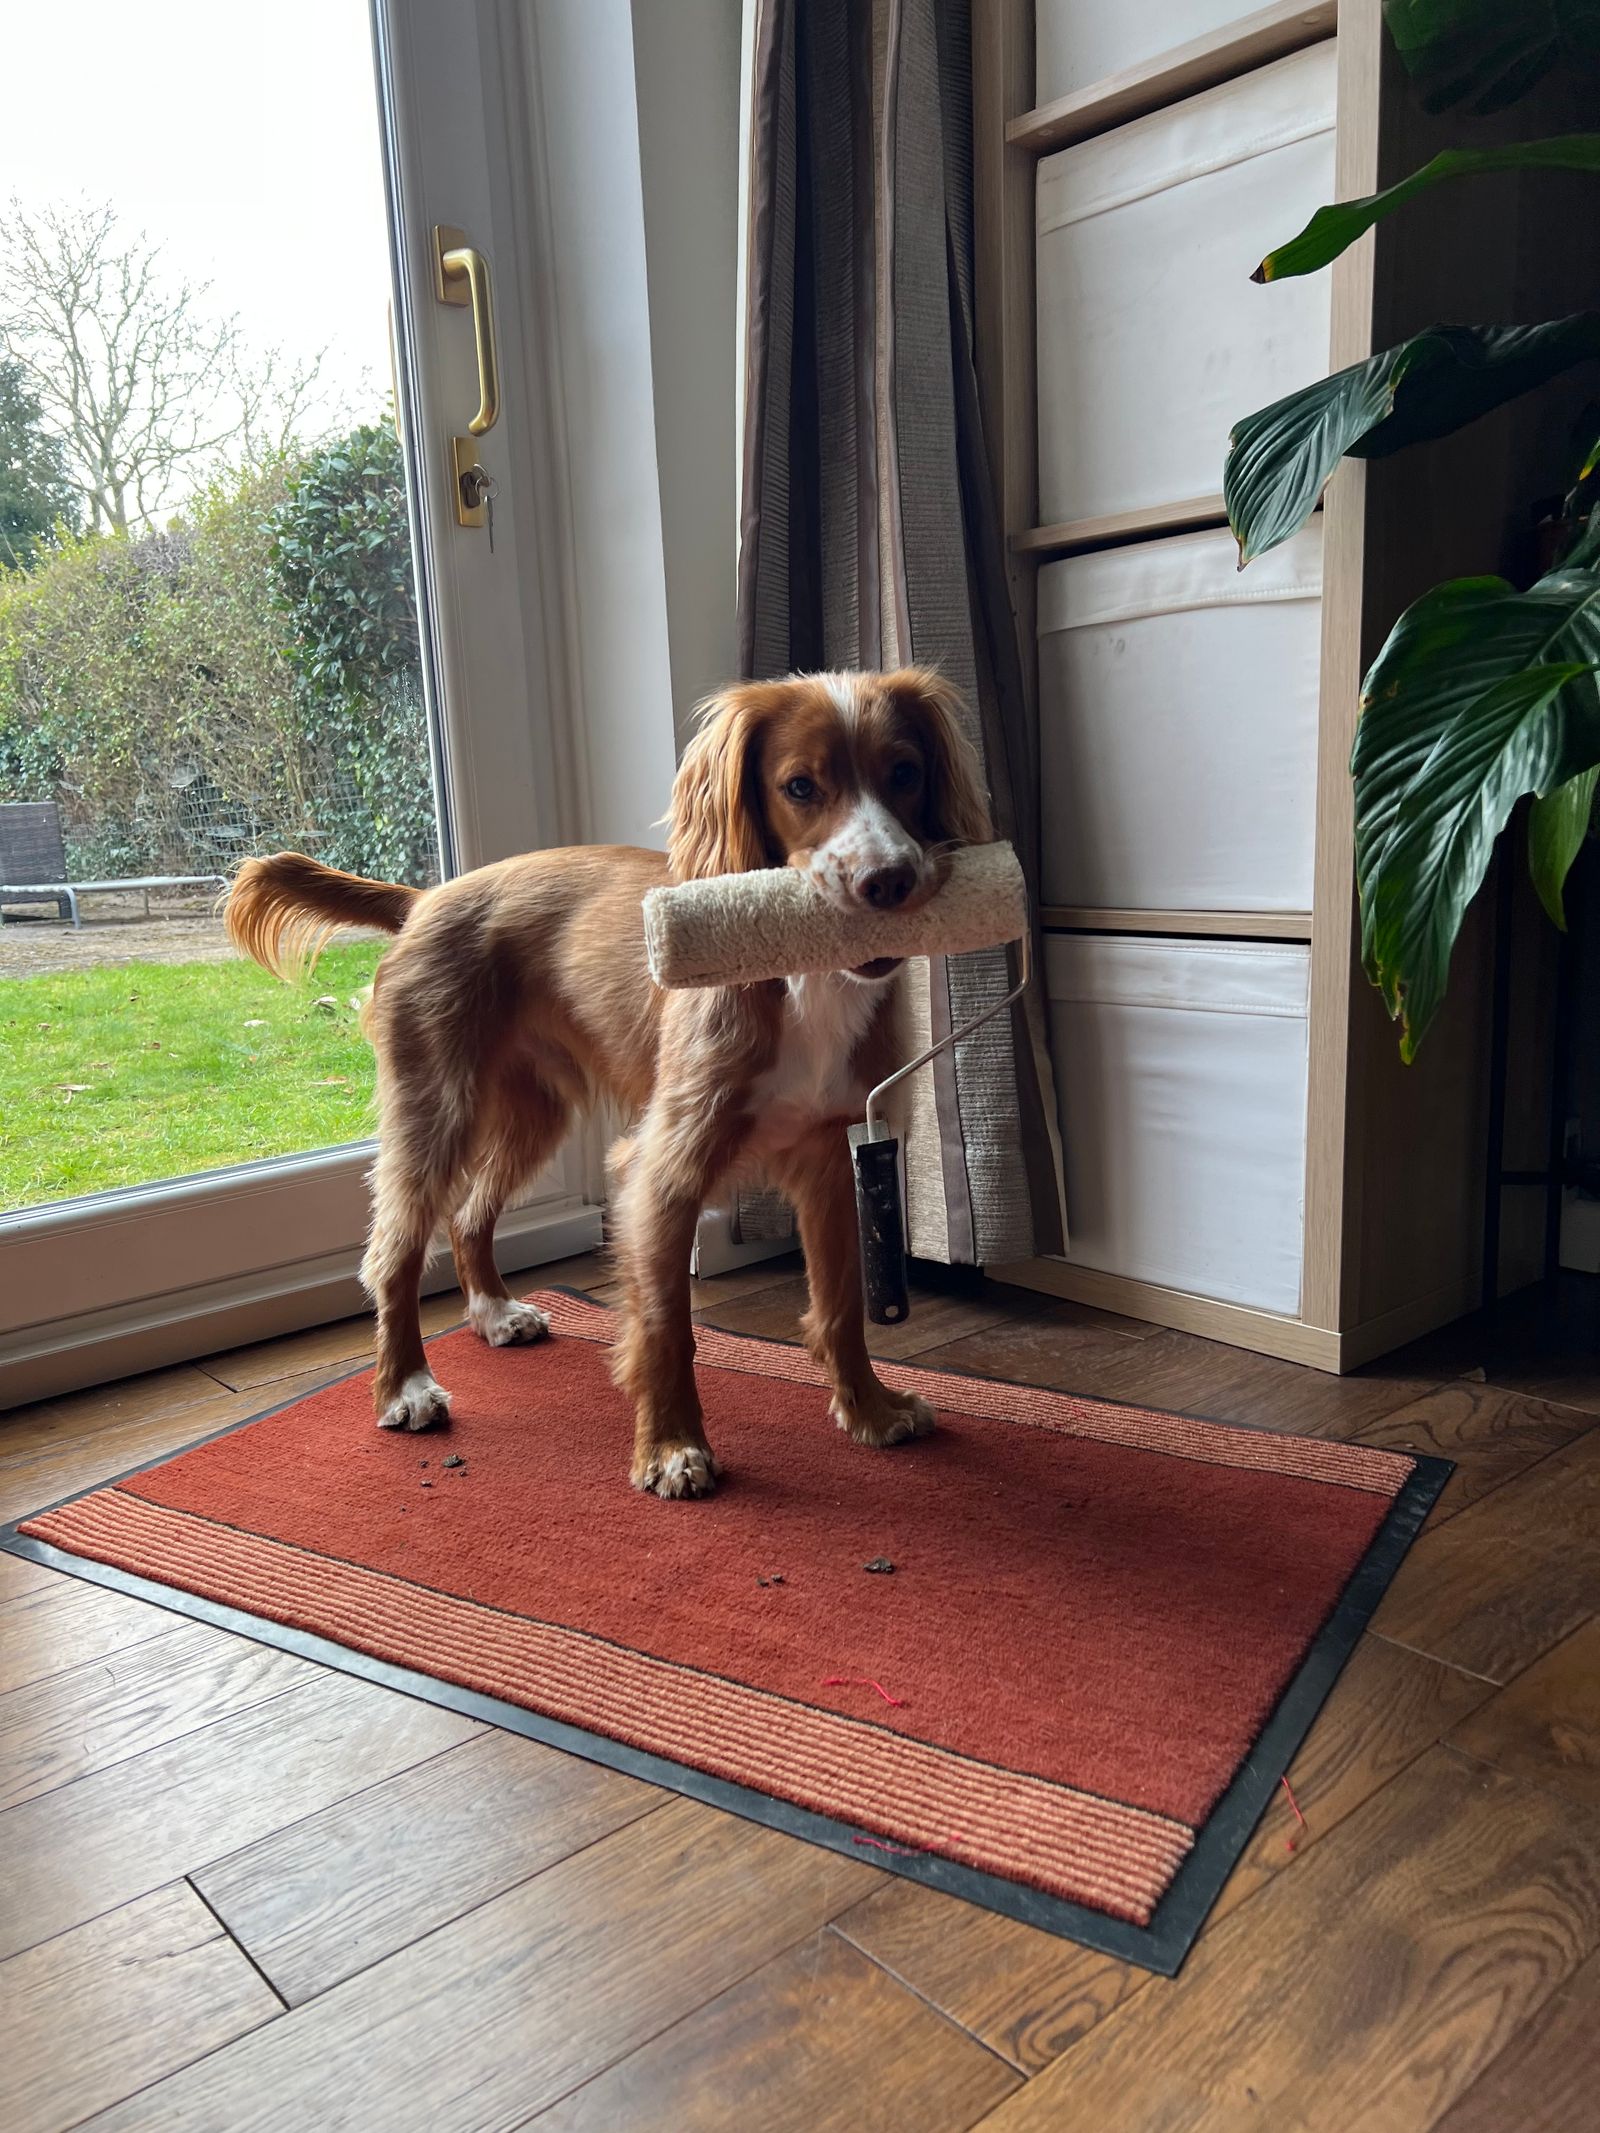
left=1225, top=0, right=1600, bottom=1061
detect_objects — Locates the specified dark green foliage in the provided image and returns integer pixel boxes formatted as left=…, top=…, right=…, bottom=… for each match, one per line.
left=0, top=360, right=80, bottom=572
left=1226, top=318, right=1600, bottom=564
left=1383, top=0, right=1600, bottom=115
left=268, top=423, right=436, bottom=886
left=0, top=423, right=438, bottom=888
left=1252, top=137, right=1600, bottom=284
left=1222, top=1, right=1600, bottom=1054
left=1353, top=521, right=1600, bottom=1058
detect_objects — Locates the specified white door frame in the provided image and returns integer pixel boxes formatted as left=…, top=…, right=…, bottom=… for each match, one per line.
left=0, top=0, right=602, bottom=1409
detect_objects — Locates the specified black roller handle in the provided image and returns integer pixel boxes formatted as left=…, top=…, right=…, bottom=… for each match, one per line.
left=854, top=1134, right=910, bottom=1325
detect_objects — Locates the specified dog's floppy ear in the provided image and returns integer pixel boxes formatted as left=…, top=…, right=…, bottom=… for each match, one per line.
left=891, top=668, right=994, bottom=847
left=668, top=687, right=775, bottom=879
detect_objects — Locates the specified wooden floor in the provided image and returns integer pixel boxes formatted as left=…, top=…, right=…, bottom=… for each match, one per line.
left=3, top=1255, right=1599, bottom=2132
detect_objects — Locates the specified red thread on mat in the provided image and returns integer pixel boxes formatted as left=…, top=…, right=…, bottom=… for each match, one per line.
left=853, top=1834, right=920, bottom=1857
left=821, top=1675, right=907, bottom=1708
left=1281, top=1774, right=1308, bottom=1853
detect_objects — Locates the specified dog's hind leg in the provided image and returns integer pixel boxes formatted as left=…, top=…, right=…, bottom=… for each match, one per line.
left=450, top=1077, right=570, bottom=1348
left=362, top=1055, right=478, bottom=1434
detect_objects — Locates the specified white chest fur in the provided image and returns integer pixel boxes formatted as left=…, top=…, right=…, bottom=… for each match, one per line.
left=749, top=971, right=889, bottom=1148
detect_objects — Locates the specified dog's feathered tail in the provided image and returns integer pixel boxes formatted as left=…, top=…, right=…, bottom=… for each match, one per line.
left=225, top=853, right=421, bottom=981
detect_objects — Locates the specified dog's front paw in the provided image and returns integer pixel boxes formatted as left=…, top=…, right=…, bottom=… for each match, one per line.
left=632, top=1441, right=719, bottom=1499
left=832, top=1384, right=935, bottom=1449
left=469, top=1296, right=550, bottom=1347
left=377, top=1372, right=452, bottom=1432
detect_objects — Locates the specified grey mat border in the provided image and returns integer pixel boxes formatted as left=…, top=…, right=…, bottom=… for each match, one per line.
left=1, top=1287, right=1453, bottom=1977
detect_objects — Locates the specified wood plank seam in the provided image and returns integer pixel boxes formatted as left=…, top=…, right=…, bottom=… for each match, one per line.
left=1367, top=1630, right=1501, bottom=1687
left=198, top=1791, right=682, bottom=2013
left=1441, top=1728, right=1600, bottom=1810
left=821, top=1920, right=1054, bottom=2080
left=485, top=1887, right=901, bottom=2126
left=0, top=1588, right=179, bottom=1697
left=519, top=1918, right=1028, bottom=2129
left=1438, top=1613, right=1600, bottom=1800
left=0, top=1624, right=318, bottom=1812
left=183, top=1875, right=292, bottom=2016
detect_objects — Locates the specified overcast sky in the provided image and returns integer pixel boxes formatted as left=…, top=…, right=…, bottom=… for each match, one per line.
left=2, top=0, right=394, bottom=427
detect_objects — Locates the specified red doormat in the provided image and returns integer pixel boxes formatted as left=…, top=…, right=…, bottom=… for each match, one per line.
left=6, top=1288, right=1448, bottom=1973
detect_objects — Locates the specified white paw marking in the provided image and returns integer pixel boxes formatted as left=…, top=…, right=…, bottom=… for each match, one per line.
left=832, top=1389, right=935, bottom=1447
left=634, top=1444, right=719, bottom=1499
left=469, top=1295, right=550, bottom=1348
left=378, top=1372, right=452, bottom=1432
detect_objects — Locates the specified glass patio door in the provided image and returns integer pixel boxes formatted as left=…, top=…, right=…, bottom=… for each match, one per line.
left=0, top=0, right=599, bottom=1403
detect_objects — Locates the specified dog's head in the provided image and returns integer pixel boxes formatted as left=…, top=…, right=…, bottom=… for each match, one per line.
left=667, top=669, right=993, bottom=921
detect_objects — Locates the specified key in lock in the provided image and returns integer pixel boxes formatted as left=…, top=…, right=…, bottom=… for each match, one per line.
left=459, top=462, right=498, bottom=550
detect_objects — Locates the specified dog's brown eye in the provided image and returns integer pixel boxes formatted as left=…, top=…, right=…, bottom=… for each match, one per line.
left=889, top=760, right=920, bottom=789
left=784, top=775, right=818, bottom=803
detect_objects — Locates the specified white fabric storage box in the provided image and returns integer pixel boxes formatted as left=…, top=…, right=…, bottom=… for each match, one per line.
left=1037, top=0, right=1271, bottom=109
left=1036, top=43, right=1336, bottom=526
left=1038, top=522, right=1321, bottom=912
left=1044, top=933, right=1309, bottom=1313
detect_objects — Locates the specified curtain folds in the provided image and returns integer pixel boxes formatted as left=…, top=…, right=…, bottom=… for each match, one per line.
left=737, top=0, right=1065, bottom=1265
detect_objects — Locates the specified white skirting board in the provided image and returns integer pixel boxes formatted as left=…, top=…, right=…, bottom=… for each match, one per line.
left=1038, top=522, right=1321, bottom=912
left=1035, top=41, right=1336, bottom=525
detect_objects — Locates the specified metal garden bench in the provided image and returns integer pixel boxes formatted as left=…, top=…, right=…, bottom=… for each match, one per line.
left=0, top=802, right=226, bottom=927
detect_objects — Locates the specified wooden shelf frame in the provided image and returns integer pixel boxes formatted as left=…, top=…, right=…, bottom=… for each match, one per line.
left=1011, top=494, right=1229, bottom=558
left=1041, top=908, right=1313, bottom=942
left=1007, top=0, right=1338, bottom=155
left=976, top=0, right=1585, bottom=1370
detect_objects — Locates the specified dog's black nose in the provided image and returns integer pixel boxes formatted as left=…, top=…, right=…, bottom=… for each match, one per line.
left=855, top=861, right=916, bottom=909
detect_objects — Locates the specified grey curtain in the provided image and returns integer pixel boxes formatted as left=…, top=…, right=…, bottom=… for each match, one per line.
left=736, top=0, right=1065, bottom=1265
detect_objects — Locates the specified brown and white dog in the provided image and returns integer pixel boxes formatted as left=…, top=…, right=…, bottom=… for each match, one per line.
left=226, top=666, right=992, bottom=1496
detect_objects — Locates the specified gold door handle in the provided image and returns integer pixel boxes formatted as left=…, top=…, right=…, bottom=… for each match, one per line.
left=432, top=224, right=500, bottom=436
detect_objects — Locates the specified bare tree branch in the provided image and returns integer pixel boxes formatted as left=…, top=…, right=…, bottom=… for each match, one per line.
left=0, top=197, right=334, bottom=530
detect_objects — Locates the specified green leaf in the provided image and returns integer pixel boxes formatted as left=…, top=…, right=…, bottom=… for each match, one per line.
left=1353, top=549, right=1600, bottom=1058
left=1254, top=137, right=1600, bottom=283
left=1384, top=0, right=1600, bottom=115
left=1529, top=766, right=1598, bottom=925
left=1227, top=317, right=1600, bottom=563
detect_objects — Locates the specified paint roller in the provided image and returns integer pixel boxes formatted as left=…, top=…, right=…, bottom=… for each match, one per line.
left=643, top=842, right=1031, bottom=1325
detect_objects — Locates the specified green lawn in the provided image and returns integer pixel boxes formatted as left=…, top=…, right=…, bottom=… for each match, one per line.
left=1, top=944, right=386, bottom=1209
